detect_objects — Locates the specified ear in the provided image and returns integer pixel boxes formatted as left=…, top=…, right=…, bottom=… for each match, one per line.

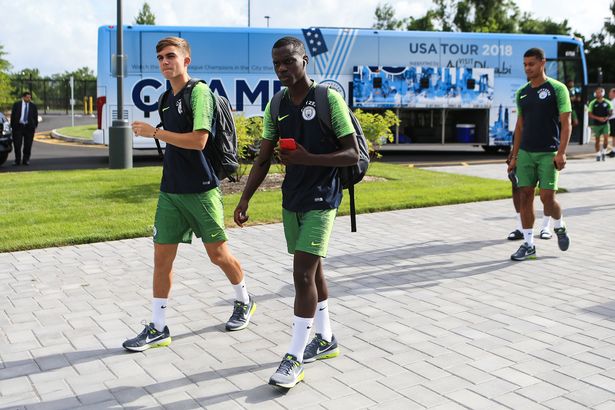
left=184, top=55, right=191, bottom=67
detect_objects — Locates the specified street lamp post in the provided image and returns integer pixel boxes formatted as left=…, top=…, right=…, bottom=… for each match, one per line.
left=248, top=0, right=251, bottom=27
left=264, top=15, right=270, bottom=28
left=109, top=0, right=132, bottom=169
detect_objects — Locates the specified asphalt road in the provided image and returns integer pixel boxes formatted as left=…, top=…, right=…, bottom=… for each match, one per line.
left=0, top=114, right=594, bottom=173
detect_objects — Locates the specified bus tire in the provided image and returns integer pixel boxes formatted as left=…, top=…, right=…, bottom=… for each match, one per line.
left=482, top=145, right=500, bottom=154
left=0, top=151, right=8, bottom=166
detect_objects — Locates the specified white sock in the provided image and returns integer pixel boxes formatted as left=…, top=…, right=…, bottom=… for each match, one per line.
left=541, top=215, right=551, bottom=231
left=233, top=279, right=250, bottom=304
left=516, top=213, right=522, bottom=231
left=553, top=217, right=565, bottom=229
left=287, top=316, right=314, bottom=362
left=523, top=229, right=534, bottom=247
left=315, top=300, right=332, bottom=342
left=152, top=298, right=168, bottom=332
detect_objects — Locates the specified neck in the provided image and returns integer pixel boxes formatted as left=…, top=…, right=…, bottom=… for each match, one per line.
left=170, top=73, right=191, bottom=94
left=530, top=74, right=547, bottom=87
left=287, top=77, right=313, bottom=104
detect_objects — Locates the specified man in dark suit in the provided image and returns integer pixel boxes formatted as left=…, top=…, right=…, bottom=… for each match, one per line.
left=10, top=91, right=38, bottom=165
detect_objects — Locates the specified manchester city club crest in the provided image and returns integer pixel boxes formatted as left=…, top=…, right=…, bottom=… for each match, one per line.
left=176, top=99, right=183, bottom=114
left=302, top=105, right=316, bottom=121
left=538, top=88, right=551, bottom=100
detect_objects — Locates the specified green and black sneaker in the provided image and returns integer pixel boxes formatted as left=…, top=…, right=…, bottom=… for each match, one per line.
left=303, top=333, right=340, bottom=363
left=122, top=322, right=171, bottom=352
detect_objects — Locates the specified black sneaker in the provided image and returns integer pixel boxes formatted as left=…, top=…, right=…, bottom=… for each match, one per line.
left=123, top=322, right=171, bottom=352
left=554, top=226, right=570, bottom=251
left=303, top=333, right=340, bottom=363
left=269, top=354, right=304, bottom=389
left=225, top=295, right=256, bottom=331
left=507, top=229, right=523, bottom=240
left=511, top=243, right=536, bottom=261
left=608, top=150, right=615, bottom=158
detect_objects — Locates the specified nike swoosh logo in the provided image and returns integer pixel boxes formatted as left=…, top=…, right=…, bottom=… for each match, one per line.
left=310, top=242, right=321, bottom=246
left=211, top=233, right=219, bottom=238
left=161, top=305, right=167, bottom=309
left=318, top=307, right=326, bottom=311
left=145, top=334, right=162, bottom=344
left=277, top=114, right=289, bottom=121
left=162, top=107, right=170, bottom=111
left=520, top=95, right=527, bottom=99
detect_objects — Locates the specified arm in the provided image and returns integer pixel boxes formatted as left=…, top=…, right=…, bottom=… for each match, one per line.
left=279, top=134, right=358, bottom=167
left=555, top=112, right=571, bottom=170
left=234, top=139, right=276, bottom=227
left=507, top=115, right=523, bottom=173
left=32, top=104, right=38, bottom=128
left=234, top=102, right=277, bottom=227
left=131, top=121, right=209, bottom=150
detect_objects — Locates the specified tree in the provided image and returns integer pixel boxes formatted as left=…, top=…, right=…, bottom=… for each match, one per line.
left=373, top=3, right=404, bottom=30
left=134, top=2, right=156, bottom=25
left=374, top=0, right=571, bottom=35
left=584, top=0, right=615, bottom=83
left=0, top=44, right=14, bottom=109
left=353, top=109, right=400, bottom=157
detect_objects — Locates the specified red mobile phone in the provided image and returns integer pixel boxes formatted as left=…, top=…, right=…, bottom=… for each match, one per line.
left=279, top=138, right=297, bottom=150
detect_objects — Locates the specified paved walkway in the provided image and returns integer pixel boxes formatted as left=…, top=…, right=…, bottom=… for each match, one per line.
left=1, top=157, right=615, bottom=409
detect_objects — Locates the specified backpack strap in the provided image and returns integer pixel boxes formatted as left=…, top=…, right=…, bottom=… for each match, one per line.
left=269, top=89, right=285, bottom=133
left=314, top=84, right=333, bottom=134
left=155, top=90, right=170, bottom=158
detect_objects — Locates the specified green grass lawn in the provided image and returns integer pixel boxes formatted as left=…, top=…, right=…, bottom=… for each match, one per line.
left=0, top=163, right=511, bottom=252
left=55, top=124, right=97, bottom=140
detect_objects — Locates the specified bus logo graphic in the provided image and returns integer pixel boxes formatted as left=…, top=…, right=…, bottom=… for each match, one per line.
left=303, top=27, right=359, bottom=81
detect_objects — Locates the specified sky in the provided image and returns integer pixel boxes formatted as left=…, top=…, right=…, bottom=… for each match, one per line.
left=0, top=0, right=611, bottom=76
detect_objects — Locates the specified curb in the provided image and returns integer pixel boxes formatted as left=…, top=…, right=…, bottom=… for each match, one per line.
left=50, top=129, right=97, bottom=145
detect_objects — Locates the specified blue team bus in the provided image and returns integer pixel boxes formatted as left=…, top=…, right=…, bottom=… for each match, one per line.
left=94, top=25, right=588, bottom=151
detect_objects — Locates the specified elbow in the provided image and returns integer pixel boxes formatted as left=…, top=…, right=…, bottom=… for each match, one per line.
left=197, top=132, right=209, bottom=150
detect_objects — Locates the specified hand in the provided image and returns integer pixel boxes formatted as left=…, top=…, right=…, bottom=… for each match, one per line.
left=507, top=157, right=516, bottom=173
left=553, top=153, right=566, bottom=171
left=131, top=121, right=156, bottom=138
left=279, top=142, right=310, bottom=165
left=234, top=199, right=250, bottom=227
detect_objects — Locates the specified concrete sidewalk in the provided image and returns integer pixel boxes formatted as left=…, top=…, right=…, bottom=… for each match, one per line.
left=1, top=157, right=614, bottom=409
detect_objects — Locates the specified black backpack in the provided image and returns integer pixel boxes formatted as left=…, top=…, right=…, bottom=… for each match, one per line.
left=270, top=84, right=370, bottom=232
left=155, top=78, right=239, bottom=182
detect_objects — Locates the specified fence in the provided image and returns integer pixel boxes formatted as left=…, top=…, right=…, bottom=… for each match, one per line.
left=8, top=78, right=96, bottom=115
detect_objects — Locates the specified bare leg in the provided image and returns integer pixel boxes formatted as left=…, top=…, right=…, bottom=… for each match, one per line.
left=293, top=251, right=321, bottom=318
left=153, top=243, right=179, bottom=298
left=204, top=240, right=244, bottom=285
left=519, top=187, right=536, bottom=229
left=540, top=189, right=561, bottom=220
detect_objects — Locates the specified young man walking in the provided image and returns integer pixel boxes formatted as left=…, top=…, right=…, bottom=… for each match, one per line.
left=234, top=36, right=358, bottom=388
left=123, top=37, right=255, bottom=351
left=588, top=87, right=613, bottom=161
left=507, top=47, right=572, bottom=261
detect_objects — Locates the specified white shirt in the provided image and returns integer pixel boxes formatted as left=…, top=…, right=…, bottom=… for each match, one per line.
left=20, top=101, right=29, bottom=124
left=610, top=98, right=615, bottom=120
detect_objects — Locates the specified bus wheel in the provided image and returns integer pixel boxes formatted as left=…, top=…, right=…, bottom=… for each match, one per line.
left=482, top=145, right=500, bottom=154
left=0, top=151, right=8, bottom=166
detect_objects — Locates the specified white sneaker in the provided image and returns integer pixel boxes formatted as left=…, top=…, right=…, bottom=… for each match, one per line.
left=539, top=228, right=552, bottom=240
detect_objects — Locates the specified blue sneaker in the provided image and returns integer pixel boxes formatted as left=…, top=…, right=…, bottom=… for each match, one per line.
left=123, top=322, right=171, bottom=352
left=554, top=226, right=570, bottom=251
left=303, top=334, right=340, bottom=363
left=511, top=243, right=536, bottom=261
left=269, top=354, right=304, bottom=389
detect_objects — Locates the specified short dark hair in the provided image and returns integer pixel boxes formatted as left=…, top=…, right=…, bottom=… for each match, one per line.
left=156, top=36, right=190, bottom=57
left=523, top=48, right=545, bottom=60
left=272, top=36, right=306, bottom=56
left=22, top=91, right=31, bottom=97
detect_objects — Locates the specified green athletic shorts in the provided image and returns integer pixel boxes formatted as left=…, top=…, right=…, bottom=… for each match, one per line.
left=516, top=149, right=558, bottom=190
left=282, top=208, right=336, bottom=257
left=591, top=124, right=610, bottom=137
left=153, top=189, right=227, bottom=244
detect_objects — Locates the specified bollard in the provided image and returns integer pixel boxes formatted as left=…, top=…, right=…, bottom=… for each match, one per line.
left=89, top=96, right=94, bottom=115
left=109, top=119, right=133, bottom=169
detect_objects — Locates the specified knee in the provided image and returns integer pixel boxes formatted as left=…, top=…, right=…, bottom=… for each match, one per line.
left=208, top=250, right=227, bottom=267
left=293, top=271, right=313, bottom=290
